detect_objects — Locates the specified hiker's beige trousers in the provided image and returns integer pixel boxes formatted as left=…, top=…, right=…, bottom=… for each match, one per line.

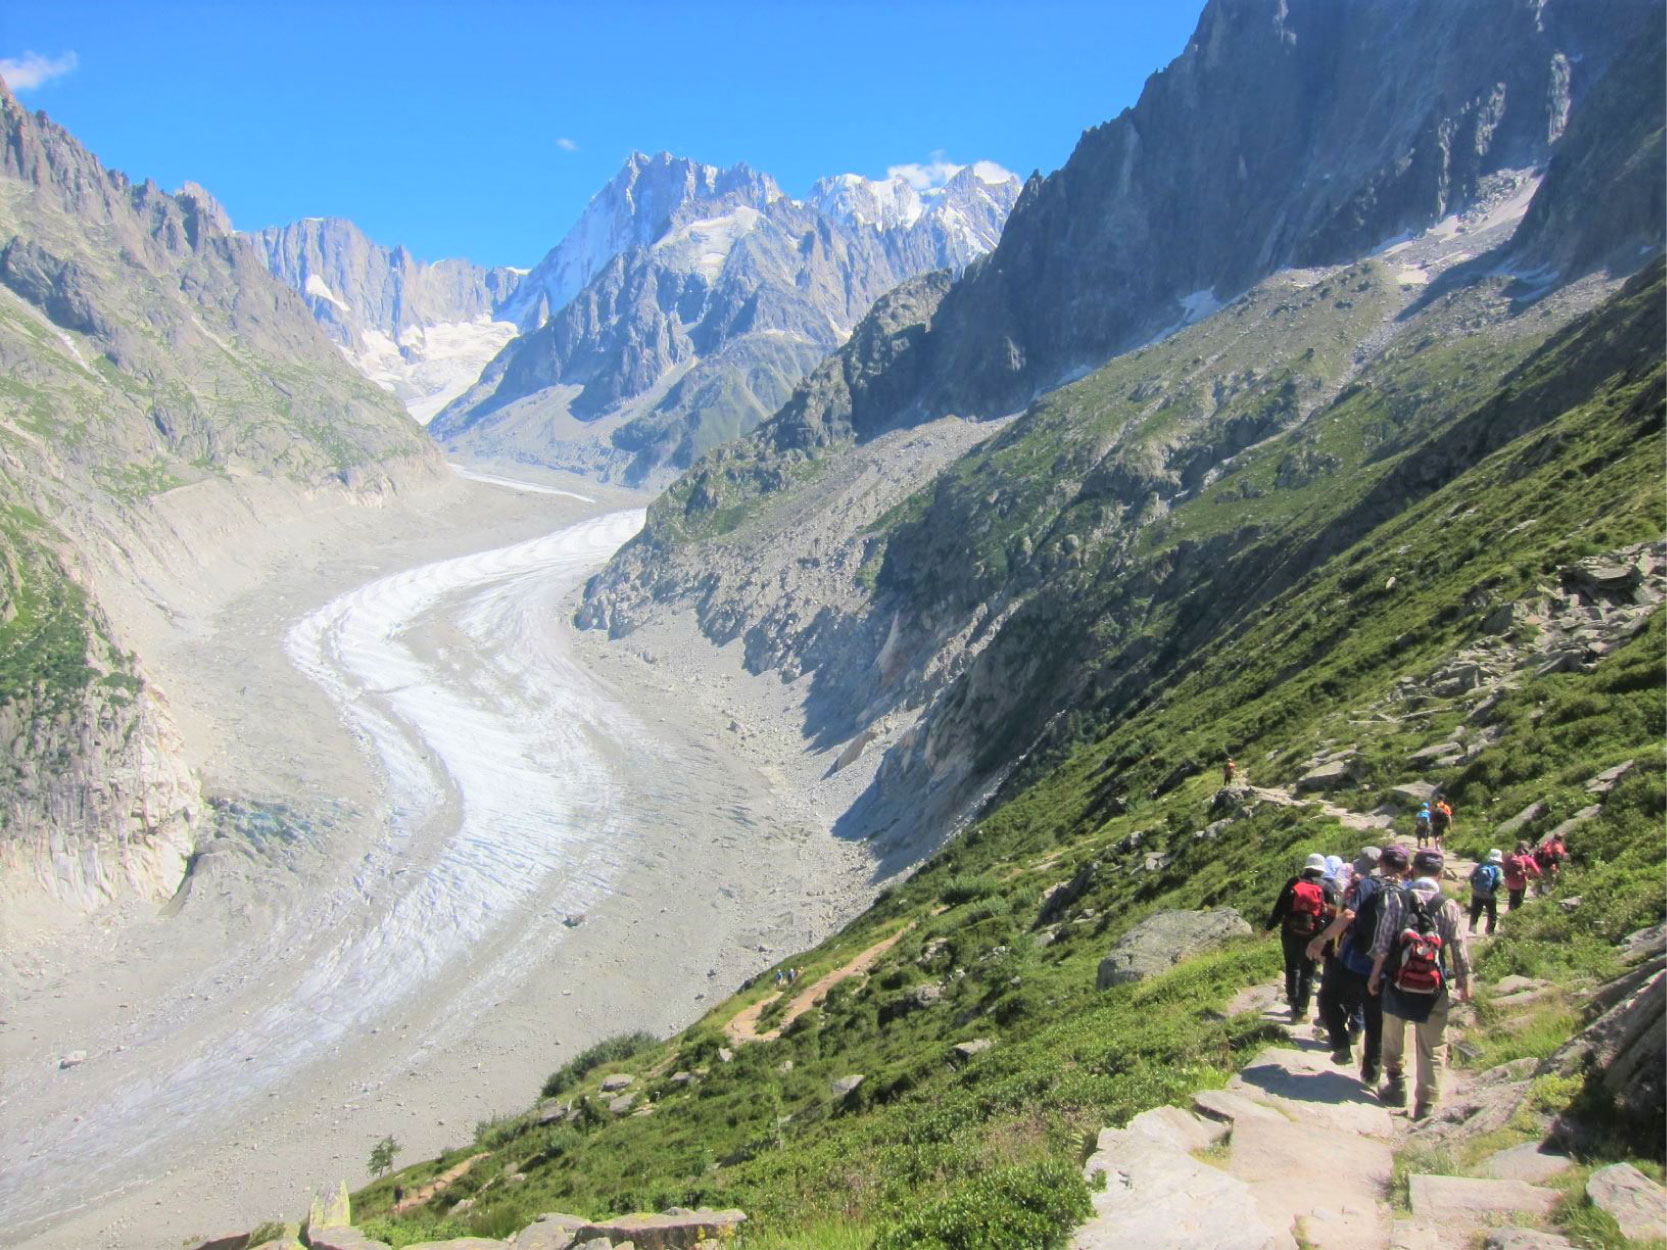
left=1382, top=993, right=1451, bottom=1106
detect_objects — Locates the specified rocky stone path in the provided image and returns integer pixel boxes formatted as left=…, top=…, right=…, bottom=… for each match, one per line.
left=1070, top=887, right=1606, bottom=1250
left=1248, top=783, right=1397, bottom=834
left=1068, top=983, right=1583, bottom=1250
left=724, top=924, right=912, bottom=1044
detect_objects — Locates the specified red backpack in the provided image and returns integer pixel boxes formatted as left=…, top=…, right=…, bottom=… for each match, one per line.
left=1392, top=891, right=1445, bottom=995
left=1286, top=878, right=1328, bottom=938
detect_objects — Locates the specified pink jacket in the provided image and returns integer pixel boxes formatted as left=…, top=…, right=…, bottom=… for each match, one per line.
left=1502, top=853, right=1541, bottom=891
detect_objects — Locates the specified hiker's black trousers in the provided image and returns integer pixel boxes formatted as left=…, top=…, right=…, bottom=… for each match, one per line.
left=1468, top=894, right=1498, bottom=934
left=1280, top=929, right=1318, bottom=1015
left=1320, top=957, right=1381, bottom=1068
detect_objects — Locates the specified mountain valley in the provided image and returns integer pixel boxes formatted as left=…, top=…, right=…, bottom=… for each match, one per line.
left=0, top=1, right=1662, bottom=1248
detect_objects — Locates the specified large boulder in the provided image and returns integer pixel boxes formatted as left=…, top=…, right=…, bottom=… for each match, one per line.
left=1585, top=1163, right=1667, bottom=1242
left=1096, top=909, right=1251, bottom=989
left=1545, top=955, right=1664, bottom=1138
left=508, top=1215, right=589, bottom=1250
left=570, top=1209, right=746, bottom=1250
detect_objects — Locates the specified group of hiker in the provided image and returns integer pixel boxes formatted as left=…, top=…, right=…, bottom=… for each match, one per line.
left=1265, top=812, right=1572, bottom=1119
left=1266, top=844, right=1469, bottom=1120
left=1463, top=835, right=1567, bottom=934
left=1413, top=799, right=1453, bottom=847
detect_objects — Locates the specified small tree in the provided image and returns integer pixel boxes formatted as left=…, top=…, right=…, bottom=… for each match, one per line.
left=368, top=1133, right=401, bottom=1178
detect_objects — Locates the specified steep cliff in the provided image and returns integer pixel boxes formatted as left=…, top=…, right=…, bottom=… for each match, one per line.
left=0, top=78, right=445, bottom=930
left=250, top=216, right=523, bottom=423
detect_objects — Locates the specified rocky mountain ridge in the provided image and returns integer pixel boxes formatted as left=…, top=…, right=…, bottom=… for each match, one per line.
left=250, top=217, right=525, bottom=424
left=427, top=152, right=1019, bottom=486
left=580, top=0, right=1664, bottom=863
left=0, top=77, right=445, bottom=934
left=666, top=0, right=1653, bottom=467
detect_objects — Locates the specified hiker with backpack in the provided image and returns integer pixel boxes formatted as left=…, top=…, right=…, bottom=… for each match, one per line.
left=1414, top=803, right=1434, bottom=848
left=1468, top=849, right=1504, bottom=936
left=1534, top=833, right=1568, bottom=891
left=1224, top=757, right=1239, bottom=785
left=1502, top=841, right=1541, bottom=910
left=1266, top=853, right=1338, bottom=1023
left=1430, top=799, right=1453, bottom=848
left=1368, top=848, right=1472, bottom=1120
left=1309, top=844, right=1405, bottom=1085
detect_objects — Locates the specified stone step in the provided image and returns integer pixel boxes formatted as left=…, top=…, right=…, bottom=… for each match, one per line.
left=1073, top=1119, right=1295, bottom=1250
left=1228, top=1047, right=1394, bottom=1137
left=1193, top=1087, right=1289, bottom=1126
left=1478, top=1141, right=1572, bottom=1184
left=1480, top=1229, right=1576, bottom=1250
left=1229, top=1113, right=1392, bottom=1250
left=1389, top=1217, right=1467, bottom=1250
left=1406, top=1174, right=1560, bottom=1221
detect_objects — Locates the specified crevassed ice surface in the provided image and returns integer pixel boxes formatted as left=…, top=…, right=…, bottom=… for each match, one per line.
left=0, top=509, right=649, bottom=1227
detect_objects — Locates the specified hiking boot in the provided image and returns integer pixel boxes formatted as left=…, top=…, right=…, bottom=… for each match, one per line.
left=1361, top=1059, right=1380, bottom=1085
left=1330, top=1046, right=1353, bottom=1067
left=1379, top=1074, right=1407, bottom=1107
left=1412, top=1101, right=1434, bottom=1122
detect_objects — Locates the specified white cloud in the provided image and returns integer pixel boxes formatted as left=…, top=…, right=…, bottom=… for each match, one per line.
left=0, top=50, right=79, bottom=92
left=887, top=152, right=962, bottom=193
left=886, top=151, right=1017, bottom=193
left=556, top=136, right=579, bottom=152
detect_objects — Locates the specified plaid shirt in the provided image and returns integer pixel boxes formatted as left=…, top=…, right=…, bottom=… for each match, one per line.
left=1369, top=878, right=1472, bottom=987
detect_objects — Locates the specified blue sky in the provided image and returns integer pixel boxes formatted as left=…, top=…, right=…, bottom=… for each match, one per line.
left=2, top=2, right=1205, bottom=269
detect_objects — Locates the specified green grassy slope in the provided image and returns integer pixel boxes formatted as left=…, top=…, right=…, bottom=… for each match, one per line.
left=358, top=267, right=1665, bottom=1248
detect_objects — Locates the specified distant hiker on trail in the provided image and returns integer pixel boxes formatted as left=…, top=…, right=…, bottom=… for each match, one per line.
left=1503, top=841, right=1541, bottom=910
left=1267, top=853, right=1338, bottom=1023
left=1310, top=844, right=1401, bottom=1085
left=1468, top=849, right=1504, bottom=936
left=1414, top=802, right=1433, bottom=848
left=1224, top=757, right=1238, bottom=785
left=1369, top=848, right=1472, bottom=1120
left=1430, top=798, right=1453, bottom=848
left=1535, top=833, right=1568, bottom=889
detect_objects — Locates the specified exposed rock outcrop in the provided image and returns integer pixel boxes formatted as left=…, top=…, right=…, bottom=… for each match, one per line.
left=1096, top=909, right=1251, bottom=989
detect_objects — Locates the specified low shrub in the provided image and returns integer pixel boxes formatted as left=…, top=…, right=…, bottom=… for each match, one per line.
left=540, top=1031, right=660, bottom=1099
left=871, top=1158, right=1091, bottom=1250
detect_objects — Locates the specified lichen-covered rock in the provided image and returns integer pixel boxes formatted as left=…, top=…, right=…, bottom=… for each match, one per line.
left=1096, top=909, right=1251, bottom=989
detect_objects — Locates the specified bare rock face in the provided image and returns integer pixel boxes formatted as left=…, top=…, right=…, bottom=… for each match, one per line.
left=1097, top=909, right=1251, bottom=989
left=431, top=153, right=1016, bottom=487
left=1545, top=953, right=1665, bottom=1137
left=1584, top=1163, right=1667, bottom=1243
left=0, top=544, right=200, bottom=929
left=0, top=77, right=445, bottom=932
